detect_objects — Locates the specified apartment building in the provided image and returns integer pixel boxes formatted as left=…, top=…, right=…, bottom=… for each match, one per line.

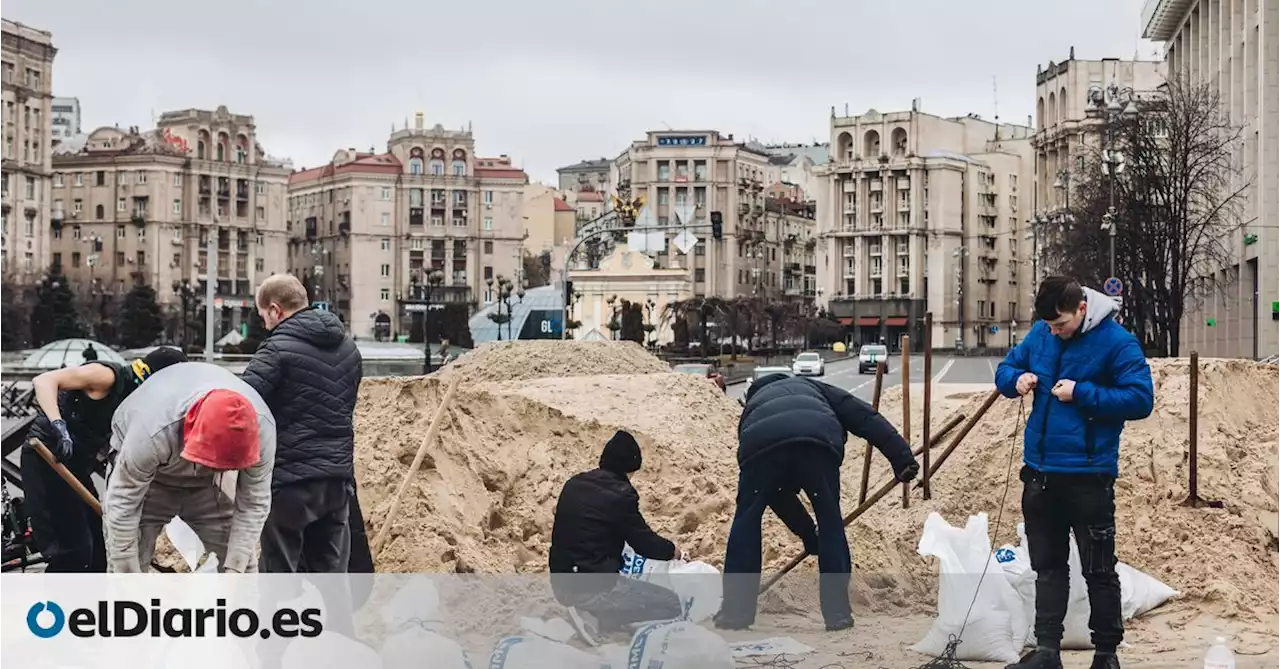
left=752, top=142, right=830, bottom=201
left=1142, top=0, right=1278, bottom=359
left=821, top=105, right=1035, bottom=350
left=556, top=157, right=611, bottom=195
left=610, top=130, right=779, bottom=298
left=286, top=113, right=527, bottom=340
left=50, top=96, right=79, bottom=141
left=48, top=108, right=291, bottom=339
left=1031, top=52, right=1165, bottom=287
left=1, top=19, right=57, bottom=280
left=521, top=182, right=576, bottom=255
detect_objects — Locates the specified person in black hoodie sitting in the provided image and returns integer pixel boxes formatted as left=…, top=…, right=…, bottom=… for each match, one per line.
left=549, top=430, right=684, bottom=633
left=715, top=373, right=919, bottom=632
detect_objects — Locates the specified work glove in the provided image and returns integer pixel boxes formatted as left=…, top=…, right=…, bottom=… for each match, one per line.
left=49, top=419, right=74, bottom=463
left=894, top=460, right=920, bottom=483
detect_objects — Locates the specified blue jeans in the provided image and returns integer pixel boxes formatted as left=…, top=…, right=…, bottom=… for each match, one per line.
left=720, top=445, right=851, bottom=627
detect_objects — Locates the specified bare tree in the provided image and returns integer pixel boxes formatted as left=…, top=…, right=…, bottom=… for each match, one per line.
left=1043, top=70, right=1250, bottom=356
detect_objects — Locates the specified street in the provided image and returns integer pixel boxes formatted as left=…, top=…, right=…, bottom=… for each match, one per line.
left=727, top=355, right=1005, bottom=403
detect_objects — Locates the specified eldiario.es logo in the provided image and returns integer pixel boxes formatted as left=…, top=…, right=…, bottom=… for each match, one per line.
left=26, top=599, right=322, bottom=639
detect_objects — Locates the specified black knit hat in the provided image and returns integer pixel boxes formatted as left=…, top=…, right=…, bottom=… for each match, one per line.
left=599, top=430, right=642, bottom=475
left=131, top=346, right=189, bottom=384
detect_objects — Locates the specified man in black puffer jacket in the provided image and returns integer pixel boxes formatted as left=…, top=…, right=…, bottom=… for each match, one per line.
left=243, top=273, right=363, bottom=574
left=715, top=373, right=919, bottom=632
left=549, top=431, right=684, bottom=634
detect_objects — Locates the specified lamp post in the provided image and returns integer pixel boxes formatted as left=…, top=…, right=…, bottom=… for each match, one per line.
left=421, top=268, right=444, bottom=374
left=488, top=275, right=521, bottom=341
left=1087, top=80, right=1139, bottom=280
left=171, top=279, right=197, bottom=350
left=644, top=298, right=656, bottom=350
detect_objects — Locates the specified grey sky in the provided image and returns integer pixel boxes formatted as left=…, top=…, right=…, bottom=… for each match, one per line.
left=6, top=0, right=1161, bottom=183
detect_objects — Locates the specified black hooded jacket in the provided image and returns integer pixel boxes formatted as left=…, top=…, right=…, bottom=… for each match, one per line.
left=548, top=431, right=676, bottom=575
left=739, top=374, right=914, bottom=476
left=242, top=307, right=363, bottom=490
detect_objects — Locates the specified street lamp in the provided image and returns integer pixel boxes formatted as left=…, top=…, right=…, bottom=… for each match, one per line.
left=488, top=275, right=521, bottom=341
left=1087, top=80, right=1140, bottom=280
left=422, top=268, right=444, bottom=374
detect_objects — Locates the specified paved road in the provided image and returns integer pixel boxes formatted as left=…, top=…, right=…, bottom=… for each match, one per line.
left=727, top=355, right=1005, bottom=403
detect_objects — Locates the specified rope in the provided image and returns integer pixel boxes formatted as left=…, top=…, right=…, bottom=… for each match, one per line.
left=912, top=397, right=1026, bottom=669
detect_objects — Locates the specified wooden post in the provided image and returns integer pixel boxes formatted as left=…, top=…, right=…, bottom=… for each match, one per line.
left=29, top=438, right=102, bottom=517
left=921, top=312, right=934, bottom=500
left=900, top=334, right=910, bottom=508
left=918, top=388, right=1001, bottom=485
left=858, top=361, right=886, bottom=504
left=1181, top=352, right=1222, bottom=508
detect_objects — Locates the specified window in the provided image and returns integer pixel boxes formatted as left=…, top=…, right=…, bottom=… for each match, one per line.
left=483, top=241, right=493, bottom=254
left=431, top=216, right=443, bottom=227
left=117, top=225, right=126, bottom=239
left=453, top=217, right=466, bottom=227
left=173, top=199, right=182, bottom=215
left=381, top=187, right=392, bottom=200
left=483, top=191, right=494, bottom=204
left=256, top=233, right=264, bottom=246
left=173, top=227, right=183, bottom=241
left=137, top=226, right=146, bottom=240
left=117, top=198, right=126, bottom=212
left=116, top=252, right=126, bottom=266
left=430, top=160, right=444, bottom=175
left=411, top=238, right=424, bottom=250
left=1008, top=174, right=1017, bottom=189
left=380, top=288, right=389, bottom=301
left=74, top=173, right=83, bottom=186
left=53, top=173, right=63, bottom=187
left=72, top=252, right=81, bottom=267
left=380, top=263, right=390, bottom=277
left=25, top=177, right=34, bottom=199
left=483, top=216, right=493, bottom=231
left=52, top=252, right=62, bottom=267
left=137, top=171, right=148, bottom=184
left=73, top=199, right=83, bottom=213
left=24, top=213, right=34, bottom=236
left=409, top=158, right=423, bottom=175
left=73, top=225, right=82, bottom=240
left=483, top=266, right=493, bottom=280
left=174, top=173, right=183, bottom=187
left=255, top=258, right=265, bottom=272
left=451, top=161, right=466, bottom=176
left=256, top=182, right=265, bottom=194
left=381, top=238, right=391, bottom=251
left=95, top=171, right=106, bottom=186
left=454, top=190, right=466, bottom=204
left=119, top=171, right=130, bottom=185
left=380, top=212, right=390, bottom=226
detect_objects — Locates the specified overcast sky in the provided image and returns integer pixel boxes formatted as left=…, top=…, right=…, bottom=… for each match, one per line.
left=7, top=0, right=1161, bottom=183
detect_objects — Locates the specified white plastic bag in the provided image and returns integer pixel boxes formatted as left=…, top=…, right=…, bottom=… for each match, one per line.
left=487, top=636, right=608, bottom=669
left=619, top=543, right=669, bottom=581
left=1118, top=562, right=1179, bottom=619
left=996, top=530, right=1035, bottom=650
left=666, top=561, right=722, bottom=624
left=628, top=621, right=734, bottom=669
left=379, top=578, right=471, bottom=669
left=911, top=513, right=1026, bottom=664
left=282, top=631, right=382, bottom=669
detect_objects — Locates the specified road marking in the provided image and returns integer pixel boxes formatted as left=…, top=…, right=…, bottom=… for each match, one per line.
left=932, top=359, right=955, bottom=384
left=987, top=359, right=995, bottom=377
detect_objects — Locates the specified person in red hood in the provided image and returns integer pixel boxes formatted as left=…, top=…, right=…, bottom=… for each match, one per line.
left=102, top=362, right=275, bottom=574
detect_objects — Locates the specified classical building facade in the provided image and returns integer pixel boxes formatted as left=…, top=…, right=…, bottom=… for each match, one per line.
left=50, top=96, right=80, bottom=140
left=1, top=19, right=57, bottom=280
left=286, top=113, right=527, bottom=341
left=49, top=106, right=292, bottom=341
left=556, top=157, right=611, bottom=195
left=820, top=106, right=1035, bottom=350
left=1142, top=0, right=1278, bottom=358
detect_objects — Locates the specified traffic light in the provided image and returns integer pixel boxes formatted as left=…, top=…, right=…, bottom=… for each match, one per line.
left=564, top=280, right=574, bottom=306
left=710, top=211, right=723, bottom=240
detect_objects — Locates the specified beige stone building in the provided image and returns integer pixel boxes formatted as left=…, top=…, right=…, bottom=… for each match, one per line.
left=521, top=183, right=576, bottom=255
left=609, top=130, right=784, bottom=299
left=1142, top=0, right=1278, bottom=359
left=1, top=19, right=57, bottom=280
left=1030, top=52, right=1165, bottom=287
left=556, top=157, right=611, bottom=196
left=49, top=106, right=291, bottom=340
left=820, top=106, right=1036, bottom=350
left=287, top=113, right=527, bottom=341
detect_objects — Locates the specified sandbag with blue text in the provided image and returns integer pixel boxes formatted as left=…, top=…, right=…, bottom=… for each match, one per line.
left=625, top=621, right=733, bottom=669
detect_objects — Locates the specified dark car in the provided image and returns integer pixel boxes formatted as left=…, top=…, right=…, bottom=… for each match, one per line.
left=673, top=363, right=727, bottom=392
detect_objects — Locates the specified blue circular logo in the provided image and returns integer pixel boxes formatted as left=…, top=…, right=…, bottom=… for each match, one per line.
left=26, top=601, right=65, bottom=638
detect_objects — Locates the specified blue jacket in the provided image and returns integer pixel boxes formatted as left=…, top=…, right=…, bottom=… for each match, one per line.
left=995, top=288, right=1154, bottom=477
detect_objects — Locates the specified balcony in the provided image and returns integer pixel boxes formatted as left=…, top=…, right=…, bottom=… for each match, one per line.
left=131, top=211, right=147, bottom=226
left=785, top=262, right=801, bottom=275
left=869, top=180, right=883, bottom=192
left=868, top=245, right=882, bottom=256
left=804, top=264, right=816, bottom=275
left=897, top=199, right=910, bottom=212
left=431, top=199, right=446, bottom=210
left=409, top=208, right=424, bottom=226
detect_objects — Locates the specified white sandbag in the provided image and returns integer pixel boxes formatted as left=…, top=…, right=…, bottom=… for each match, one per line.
left=619, top=543, right=669, bottom=581
left=164, top=517, right=206, bottom=571
left=666, top=560, right=723, bottom=624
left=995, top=530, right=1035, bottom=650
left=910, top=512, right=1025, bottom=664
left=380, top=628, right=471, bottom=669
left=488, top=635, right=608, bottom=669
left=1118, top=562, right=1179, bottom=619
left=282, top=631, right=382, bottom=669
left=380, top=577, right=444, bottom=631
left=628, top=621, right=734, bottom=669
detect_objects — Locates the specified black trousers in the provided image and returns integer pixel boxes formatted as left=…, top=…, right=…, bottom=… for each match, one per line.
left=720, top=445, right=850, bottom=627
left=1021, top=465, right=1123, bottom=651
left=261, top=478, right=352, bottom=574
left=19, top=445, right=105, bottom=572
left=551, top=573, right=683, bottom=631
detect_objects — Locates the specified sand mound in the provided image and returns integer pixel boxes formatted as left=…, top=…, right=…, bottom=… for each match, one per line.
left=438, top=340, right=670, bottom=385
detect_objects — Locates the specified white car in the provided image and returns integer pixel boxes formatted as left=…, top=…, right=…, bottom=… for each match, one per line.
left=791, top=351, right=825, bottom=376
left=744, top=365, right=793, bottom=395
left=858, top=344, right=890, bottom=374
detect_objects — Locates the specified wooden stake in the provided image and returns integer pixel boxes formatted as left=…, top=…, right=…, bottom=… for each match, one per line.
left=1181, top=351, right=1223, bottom=509
left=900, top=334, right=910, bottom=509
left=917, top=388, right=1002, bottom=485
left=922, top=312, right=934, bottom=500
left=29, top=438, right=102, bottom=517
left=372, top=373, right=462, bottom=555
left=857, top=361, right=885, bottom=504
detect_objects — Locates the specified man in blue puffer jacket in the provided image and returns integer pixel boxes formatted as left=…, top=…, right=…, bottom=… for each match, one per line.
left=995, top=276, right=1153, bottom=669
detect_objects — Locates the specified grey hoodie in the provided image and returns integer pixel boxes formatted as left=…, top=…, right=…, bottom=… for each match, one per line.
left=105, top=362, right=276, bottom=573
left=1079, top=286, right=1121, bottom=335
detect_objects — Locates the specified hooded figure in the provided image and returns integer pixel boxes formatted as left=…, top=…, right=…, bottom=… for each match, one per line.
left=717, top=372, right=918, bottom=633
left=103, top=362, right=275, bottom=573
left=548, top=431, right=682, bottom=634
left=22, top=346, right=188, bottom=572
left=995, top=276, right=1153, bottom=669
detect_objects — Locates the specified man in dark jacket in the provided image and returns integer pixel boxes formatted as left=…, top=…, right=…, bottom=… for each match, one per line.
left=549, top=430, right=684, bottom=634
left=243, top=273, right=363, bottom=574
left=715, top=373, right=918, bottom=632
left=995, top=277, right=1153, bottom=669
left=22, top=347, right=187, bottom=572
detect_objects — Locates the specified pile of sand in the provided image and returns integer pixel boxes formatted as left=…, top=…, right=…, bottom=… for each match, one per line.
left=354, top=343, right=1277, bottom=633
